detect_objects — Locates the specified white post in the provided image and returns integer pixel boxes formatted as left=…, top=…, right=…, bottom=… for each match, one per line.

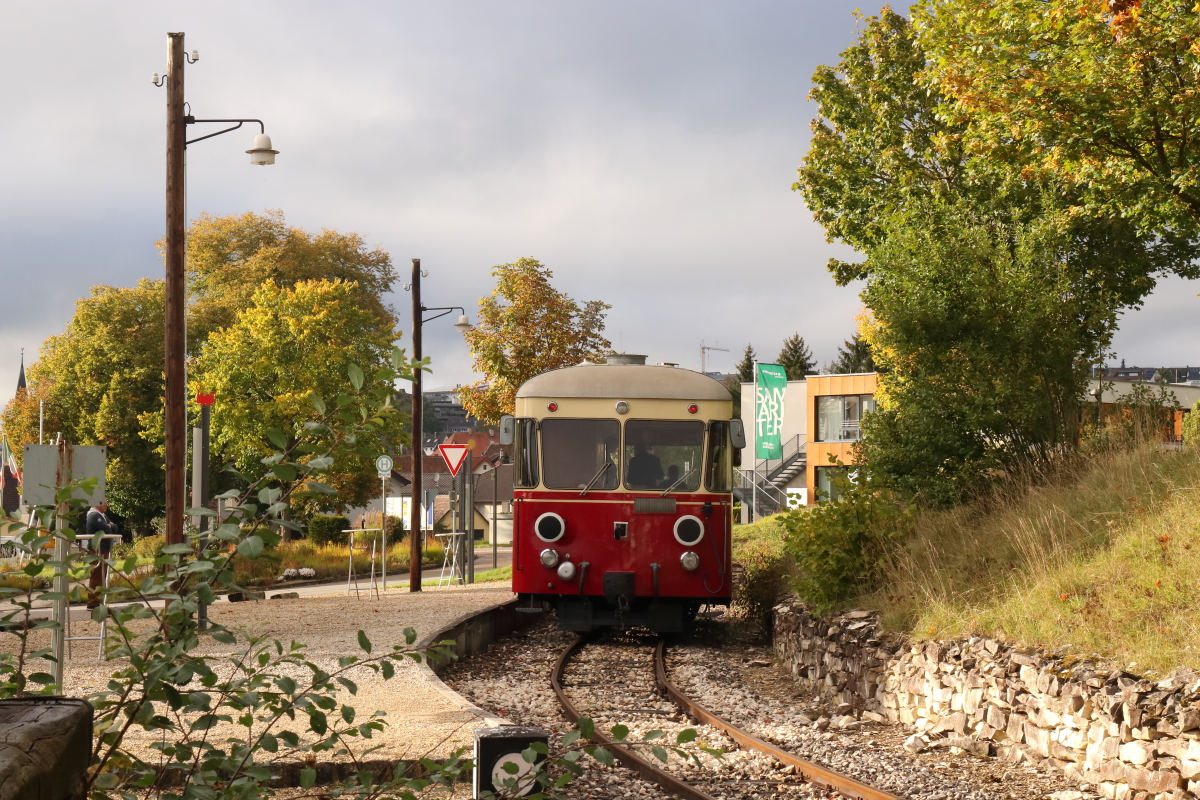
left=751, top=360, right=758, bottom=523
left=381, top=474, right=387, bottom=591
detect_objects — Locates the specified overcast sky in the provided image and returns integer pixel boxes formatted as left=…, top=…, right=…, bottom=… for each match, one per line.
left=1, top=1, right=1196, bottom=412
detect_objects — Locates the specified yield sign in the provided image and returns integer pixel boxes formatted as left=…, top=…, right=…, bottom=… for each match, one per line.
left=438, top=443, right=470, bottom=476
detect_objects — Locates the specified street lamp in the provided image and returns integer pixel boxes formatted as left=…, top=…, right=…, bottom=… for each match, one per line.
left=155, top=32, right=278, bottom=546
left=404, top=258, right=472, bottom=591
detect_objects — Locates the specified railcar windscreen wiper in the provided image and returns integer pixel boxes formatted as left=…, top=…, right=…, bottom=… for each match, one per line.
left=660, top=465, right=697, bottom=497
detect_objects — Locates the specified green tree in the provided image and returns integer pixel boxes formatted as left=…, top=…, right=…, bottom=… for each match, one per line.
left=795, top=6, right=1191, bottom=503
left=734, top=344, right=756, bottom=383
left=827, top=333, right=875, bottom=374
left=0, top=280, right=166, bottom=533
left=776, top=334, right=816, bottom=380
left=916, top=0, right=1200, bottom=246
left=859, top=198, right=1114, bottom=505
left=458, top=258, right=610, bottom=424
left=194, top=279, right=409, bottom=515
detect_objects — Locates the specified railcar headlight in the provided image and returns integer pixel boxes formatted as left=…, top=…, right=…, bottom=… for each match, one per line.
left=680, top=551, right=700, bottom=571
left=535, top=512, right=565, bottom=542
left=557, top=561, right=576, bottom=581
left=540, top=549, right=560, bottom=568
left=673, top=515, right=705, bottom=546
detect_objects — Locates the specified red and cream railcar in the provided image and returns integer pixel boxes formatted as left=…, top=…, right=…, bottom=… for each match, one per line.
left=502, top=360, right=745, bottom=633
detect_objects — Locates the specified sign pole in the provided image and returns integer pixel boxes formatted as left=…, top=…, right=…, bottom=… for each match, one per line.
left=381, top=472, right=387, bottom=591
left=465, top=449, right=473, bottom=584
left=752, top=360, right=758, bottom=523
left=409, top=258, right=423, bottom=592
left=374, top=454, right=393, bottom=590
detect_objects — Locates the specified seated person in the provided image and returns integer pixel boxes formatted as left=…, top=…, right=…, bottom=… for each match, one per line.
left=661, top=463, right=680, bottom=489
left=626, top=443, right=663, bottom=489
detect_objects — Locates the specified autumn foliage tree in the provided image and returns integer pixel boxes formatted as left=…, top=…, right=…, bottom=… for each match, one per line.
left=1, top=280, right=167, bottom=533
left=2, top=211, right=403, bottom=530
left=458, top=258, right=610, bottom=424
left=195, top=279, right=408, bottom=514
left=915, top=0, right=1200, bottom=245
left=795, top=7, right=1194, bottom=503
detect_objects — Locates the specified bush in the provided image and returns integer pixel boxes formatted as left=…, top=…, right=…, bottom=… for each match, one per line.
left=132, top=534, right=166, bottom=560
left=733, top=542, right=791, bottom=633
left=782, top=470, right=910, bottom=615
left=307, top=515, right=351, bottom=545
left=1184, top=400, right=1200, bottom=446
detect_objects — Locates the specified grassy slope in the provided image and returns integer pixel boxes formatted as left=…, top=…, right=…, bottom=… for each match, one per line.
left=857, top=441, right=1200, bottom=675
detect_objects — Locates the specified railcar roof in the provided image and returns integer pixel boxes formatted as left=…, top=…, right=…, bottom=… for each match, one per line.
left=516, top=363, right=731, bottom=400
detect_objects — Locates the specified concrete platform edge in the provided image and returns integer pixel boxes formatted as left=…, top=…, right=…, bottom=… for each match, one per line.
left=416, top=595, right=533, bottom=729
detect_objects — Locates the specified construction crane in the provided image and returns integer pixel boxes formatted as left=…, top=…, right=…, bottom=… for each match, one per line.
left=700, top=340, right=729, bottom=376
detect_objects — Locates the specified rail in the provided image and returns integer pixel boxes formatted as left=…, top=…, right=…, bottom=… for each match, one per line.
left=552, top=634, right=900, bottom=800
left=551, top=635, right=717, bottom=800
left=653, top=640, right=902, bottom=800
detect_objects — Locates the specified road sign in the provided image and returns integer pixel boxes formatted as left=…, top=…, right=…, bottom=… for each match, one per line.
left=375, top=454, right=393, bottom=475
left=438, top=444, right=470, bottom=476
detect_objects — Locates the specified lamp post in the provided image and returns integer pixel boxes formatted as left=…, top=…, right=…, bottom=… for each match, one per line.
left=155, top=32, right=277, bottom=545
left=405, top=258, right=471, bottom=591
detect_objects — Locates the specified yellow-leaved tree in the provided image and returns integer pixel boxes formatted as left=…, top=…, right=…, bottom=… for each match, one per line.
left=195, top=279, right=409, bottom=515
left=458, top=258, right=610, bottom=425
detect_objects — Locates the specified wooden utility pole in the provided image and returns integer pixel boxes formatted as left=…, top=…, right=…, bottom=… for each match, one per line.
left=409, top=258, right=423, bottom=591
left=164, top=32, right=187, bottom=546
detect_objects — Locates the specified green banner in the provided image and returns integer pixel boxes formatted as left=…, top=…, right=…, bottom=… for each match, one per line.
left=755, top=363, right=787, bottom=459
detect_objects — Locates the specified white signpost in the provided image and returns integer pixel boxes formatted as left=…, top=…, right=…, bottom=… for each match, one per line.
left=376, top=455, right=393, bottom=590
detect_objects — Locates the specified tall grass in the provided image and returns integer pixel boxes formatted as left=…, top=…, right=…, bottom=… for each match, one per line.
left=859, top=437, right=1200, bottom=674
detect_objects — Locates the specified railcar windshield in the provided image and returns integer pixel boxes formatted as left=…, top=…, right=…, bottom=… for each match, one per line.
left=540, top=418, right=620, bottom=490
left=623, top=420, right=704, bottom=492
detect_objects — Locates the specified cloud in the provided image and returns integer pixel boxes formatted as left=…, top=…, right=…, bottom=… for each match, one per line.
left=1, top=0, right=1194, bottom=412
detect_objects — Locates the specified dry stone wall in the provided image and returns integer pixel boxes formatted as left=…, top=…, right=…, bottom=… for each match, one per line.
left=774, top=599, right=1200, bottom=800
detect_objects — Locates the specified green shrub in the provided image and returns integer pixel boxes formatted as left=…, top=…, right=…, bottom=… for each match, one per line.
left=782, top=471, right=910, bottom=615
left=307, top=515, right=351, bottom=545
left=1184, top=400, right=1200, bottom=446
left=132, top=535, right=166, bottom=560
left=733, top=541, right=791, bottom=633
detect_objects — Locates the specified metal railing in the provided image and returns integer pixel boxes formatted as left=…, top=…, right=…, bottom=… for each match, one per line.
left=734, top=469, right=788, bottom=520
left=752, top=434, right=805, bottom=483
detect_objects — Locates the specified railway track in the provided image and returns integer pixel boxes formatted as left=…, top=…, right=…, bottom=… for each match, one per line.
left=551, top=631, right=902, bottom=800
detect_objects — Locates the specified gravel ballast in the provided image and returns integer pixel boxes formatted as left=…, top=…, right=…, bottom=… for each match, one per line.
left=445, top=614, right=1099, bottom=800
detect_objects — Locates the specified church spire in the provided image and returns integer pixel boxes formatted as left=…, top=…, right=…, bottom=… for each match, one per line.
left=16, top=349, right=26, bottom=393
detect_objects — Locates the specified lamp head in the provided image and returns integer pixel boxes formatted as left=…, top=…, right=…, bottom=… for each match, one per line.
left=453, top=314, right=472, bottom=333
left=246, top=133, right=279, bottom=165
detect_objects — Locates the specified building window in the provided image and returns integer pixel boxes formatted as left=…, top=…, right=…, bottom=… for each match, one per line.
left=815, top=465, right=856, bottom=502
left=816, top=394, right=875, bottom=442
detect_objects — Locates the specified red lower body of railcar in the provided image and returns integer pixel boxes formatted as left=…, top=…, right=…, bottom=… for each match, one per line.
left=510, top=490, right=733, bottom=632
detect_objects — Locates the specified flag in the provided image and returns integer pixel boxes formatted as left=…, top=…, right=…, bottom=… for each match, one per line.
left=755, top=363, right=787, bottom=460
left=0, top=433, right=19, bottom=486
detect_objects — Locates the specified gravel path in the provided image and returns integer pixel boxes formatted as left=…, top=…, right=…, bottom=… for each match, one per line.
left=1, top=584, right=514, bottom=764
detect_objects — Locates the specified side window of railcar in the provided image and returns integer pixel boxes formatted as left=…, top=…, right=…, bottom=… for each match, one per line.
left=512, top=418, right=540, bottom=488
left=705, top=420, right=732, bottom=493
left=540, top=418, right=620, bottom=491
left=623, top=420, right=704, bottom=492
